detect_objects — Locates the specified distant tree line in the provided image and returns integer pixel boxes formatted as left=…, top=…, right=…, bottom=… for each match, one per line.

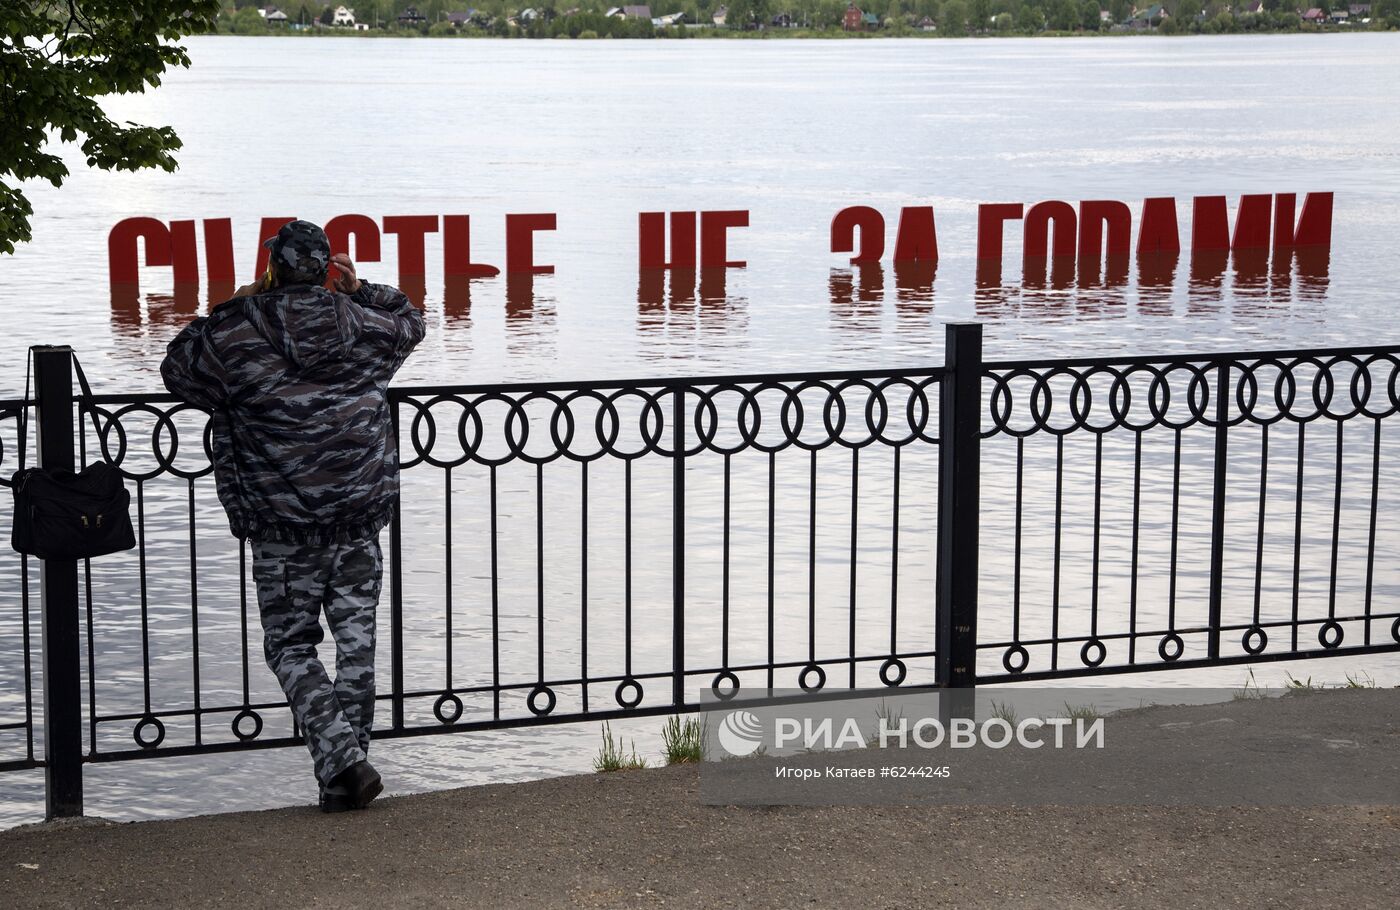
left=217, top=0, right=1400, bottom=35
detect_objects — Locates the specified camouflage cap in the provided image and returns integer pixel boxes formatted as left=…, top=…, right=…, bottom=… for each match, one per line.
left=263, top=220, right=331, bottom=285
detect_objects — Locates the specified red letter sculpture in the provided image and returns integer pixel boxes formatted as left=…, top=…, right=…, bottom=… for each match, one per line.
left=892, top=206, right=938, bottom=264
left=700, top=210, right=748, bottom=268
left=108, top=217, right=172, bottom=288
left=383, top=215, right=439, bottom=280
left=506, top=213, right=557, bottom=274
left=830, top=206, right=885, bottom=264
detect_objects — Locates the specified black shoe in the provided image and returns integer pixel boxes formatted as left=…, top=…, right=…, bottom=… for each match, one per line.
left=318, top=783, right=356, bottom=814
left=328, top=759, right=383, bottom=810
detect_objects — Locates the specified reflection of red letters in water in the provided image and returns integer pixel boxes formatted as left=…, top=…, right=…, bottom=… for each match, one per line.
left=442, top=274, right=473, bottom=321
left=506, top=213, right=557, bottom=274
left=830, top=206, right=885, bottom=264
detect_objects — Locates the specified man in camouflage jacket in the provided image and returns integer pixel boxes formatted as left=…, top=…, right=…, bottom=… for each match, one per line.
left=160, top=220, right=424, bottom=812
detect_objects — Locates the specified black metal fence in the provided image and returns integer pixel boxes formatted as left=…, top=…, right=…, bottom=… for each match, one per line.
left=2, top=324, right=1397, bottom=819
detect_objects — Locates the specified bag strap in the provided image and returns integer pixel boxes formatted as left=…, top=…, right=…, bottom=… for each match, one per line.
left=18, top=348, right=31, bottom=472
left=70, top=354, right=94, bottom=400
left=17, top=348, right=101, bottom=474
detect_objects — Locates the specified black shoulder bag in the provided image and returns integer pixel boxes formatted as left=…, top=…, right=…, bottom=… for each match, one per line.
left=10, top=350, right=135, bottom=560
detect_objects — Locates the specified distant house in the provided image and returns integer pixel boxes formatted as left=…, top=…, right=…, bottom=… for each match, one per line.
left=1125, top=3, right=1167, bottom=27
left=1349, top=3, right=1371, bottom=13
left=712, top=5, right=728, bottom=25
left=771, top=11, right=794, bottom=26
left=861, top=10, right=880, bottom=26
left=1239, top=1, right=1263, bottom=12
left=653, top=11, right=686, bottom=25
left=259, top=6, right=289, bottom=23
left=843, top=2, right=864, bottom=29
left=444, top=11, right=475, bottom=26
left=1329, top=6, right=1350, bottom=20
left=611, top=5, right=653, bottom=17
left=1301, top=6, right=1326, bottom=20
left=397, top=5, right=426, bottom=25
left=331, top=5, right=355, bottom=26
left=917, top=14, right=936, bottom=29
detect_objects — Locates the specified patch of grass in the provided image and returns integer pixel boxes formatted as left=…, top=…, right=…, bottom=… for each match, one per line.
left=990, top=700, right=1020, bottom=725
left=867, top=701, right=904, bottom=747
left=1061, top=702, right=1100, bottom=721
left=1284, top=672, right=1321, bottom=693
left=593, top=722, right=648, bottom=772
left=1235, top=667, right=1268, bottom=700
left=661, top=715, right=704, bottom=764
left=1344, top=671, right=1377, bottom=689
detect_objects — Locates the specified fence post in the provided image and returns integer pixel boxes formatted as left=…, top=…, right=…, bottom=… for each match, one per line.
left=34, top=346, right=83, bottom=818
left=936, top=324, right=982, bottom=692
left=1206, top=361, right=1229, bottom=661
left=389, top=395, right=405, bottom=730
left=672, top=384, right=686, bottom=708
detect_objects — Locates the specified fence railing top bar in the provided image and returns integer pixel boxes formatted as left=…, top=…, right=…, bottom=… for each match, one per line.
left=983, top=341, right=1400, bottom=373
left=75, top=364, right=947, bottom=407
left=389, top=365, right=945, bottom=398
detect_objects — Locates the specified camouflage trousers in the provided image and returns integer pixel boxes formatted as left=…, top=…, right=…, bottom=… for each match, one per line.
left=251, top=535, right=382, bottom=786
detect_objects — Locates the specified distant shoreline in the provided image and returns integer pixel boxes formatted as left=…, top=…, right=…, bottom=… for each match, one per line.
left=210, top=27, right=1394, bottom=39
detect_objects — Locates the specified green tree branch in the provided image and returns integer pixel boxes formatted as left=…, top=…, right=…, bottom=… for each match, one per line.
left=0, top=1, right=219, bottom=253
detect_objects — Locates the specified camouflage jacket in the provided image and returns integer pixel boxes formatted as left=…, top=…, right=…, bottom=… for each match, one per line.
left=160, top=282, right=425, bottom=544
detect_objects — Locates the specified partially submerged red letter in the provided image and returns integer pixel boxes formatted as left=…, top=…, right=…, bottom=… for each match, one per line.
left=506, top=213, right=557, bottom=274
left=1272, top=192, right=1333, bottom=249
left=892, top=206, right=938, bottom=264
left=976, top=203, right=1024, bottom=261
left=1136, top=198, right=1181, bottom=255
left=1022, top=201, right=1077, bottom=260
left=383, top=215, right=439, bottom=279
left=830, top=206, right=885, bottom=264
left=108, top=217, right=172, bottom=287
left=1078, top=200, right=1132, bottom=259
left=442, top=215, right=499, bottom=278
left=700, top=210, right=748, bottom=268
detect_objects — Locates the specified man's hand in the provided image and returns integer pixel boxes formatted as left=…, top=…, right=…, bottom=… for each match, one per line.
left=231, top=279, right=263, bottom=299
left=330, top=254, right=362, bottom=295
